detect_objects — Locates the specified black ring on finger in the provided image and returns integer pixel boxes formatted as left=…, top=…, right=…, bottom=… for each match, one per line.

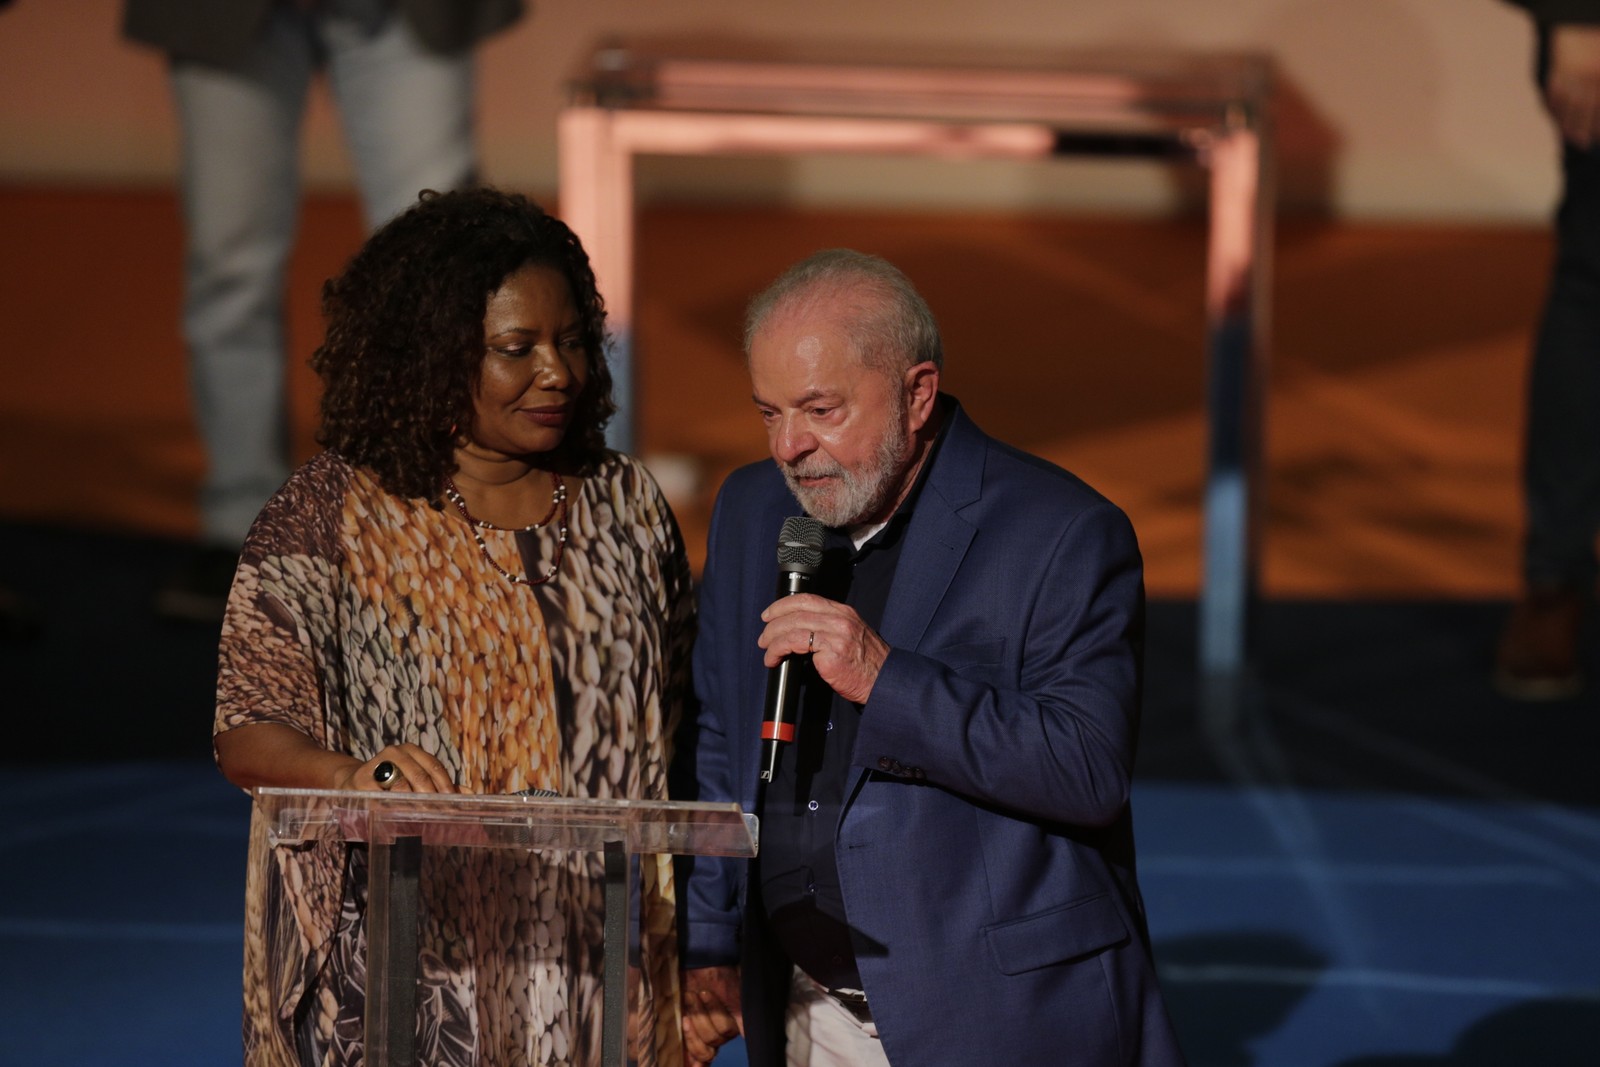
left=373, top=760, right=399, bottom=787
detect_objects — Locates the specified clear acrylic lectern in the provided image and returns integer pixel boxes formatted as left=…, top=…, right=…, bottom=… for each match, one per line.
left=254, top=788, right=759, bottom=1067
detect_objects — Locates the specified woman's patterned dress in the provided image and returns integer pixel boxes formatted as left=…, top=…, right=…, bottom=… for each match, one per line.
left=215, top=450, right=693, bottom=1067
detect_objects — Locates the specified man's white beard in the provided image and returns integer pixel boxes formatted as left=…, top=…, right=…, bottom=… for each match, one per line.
left=780, top=409, right=909, bottom=528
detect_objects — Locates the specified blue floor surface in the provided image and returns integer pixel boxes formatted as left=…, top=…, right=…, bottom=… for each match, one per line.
left=3, top=766, right=1595, bottom=1065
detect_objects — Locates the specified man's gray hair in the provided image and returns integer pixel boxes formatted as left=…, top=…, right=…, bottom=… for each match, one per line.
left=744, top=249, right=943, bottom=374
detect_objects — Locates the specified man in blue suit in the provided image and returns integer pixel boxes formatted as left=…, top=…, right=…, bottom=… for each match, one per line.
left=679, top=249, right=1185, bottom=1067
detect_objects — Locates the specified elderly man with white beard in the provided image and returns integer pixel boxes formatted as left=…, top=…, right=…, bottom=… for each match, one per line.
left=675, top=249, right=1187, bottom=1067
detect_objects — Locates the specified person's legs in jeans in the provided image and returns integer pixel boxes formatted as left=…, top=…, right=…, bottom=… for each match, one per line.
left=320, top=3, right=478, bottom=231
left=159, top=9, right=315, bottom=619
left=171, top=9, right=314, bottom=551
left=162, top=3, right=479, bottom=620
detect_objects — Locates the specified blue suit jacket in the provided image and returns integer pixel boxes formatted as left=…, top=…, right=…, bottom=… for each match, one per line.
left=681, top=399, right=1185, bottom=1066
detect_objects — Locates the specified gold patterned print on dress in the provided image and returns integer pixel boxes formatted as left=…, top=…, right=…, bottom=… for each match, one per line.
left=343, top=476, right=562, bottom=794
left=346, top=470, right=584, bottom=1064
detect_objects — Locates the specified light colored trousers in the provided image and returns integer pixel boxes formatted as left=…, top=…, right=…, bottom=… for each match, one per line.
left=785, top=970, right=892, bottom=1067
left=170, top=0, right=476, bottom=544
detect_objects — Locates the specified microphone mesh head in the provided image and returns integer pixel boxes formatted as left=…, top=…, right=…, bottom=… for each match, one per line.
left=777, top=515, right=825, bottom=574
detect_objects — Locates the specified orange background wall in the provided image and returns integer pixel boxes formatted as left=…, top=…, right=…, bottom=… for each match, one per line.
left=0, top=1, right=1562, bottom=600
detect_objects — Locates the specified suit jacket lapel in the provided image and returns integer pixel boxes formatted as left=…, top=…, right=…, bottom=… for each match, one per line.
left=847, top=401, right=983, bottom=802
left=878, top=401, right=983, bottom=651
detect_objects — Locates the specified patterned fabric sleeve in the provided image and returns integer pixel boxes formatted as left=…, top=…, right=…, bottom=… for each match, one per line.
left=215, top=453, right=354, bottom=1066
left=636, top=454, right=697, bottom=787
left=216, top=452, right=350, bottom=747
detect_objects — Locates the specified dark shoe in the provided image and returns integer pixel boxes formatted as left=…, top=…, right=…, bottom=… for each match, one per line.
left=1493, top=585, right=1588, bottom=701
left=153, top=545, right=240, bottom=624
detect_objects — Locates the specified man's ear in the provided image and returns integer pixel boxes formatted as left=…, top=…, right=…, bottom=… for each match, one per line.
left=904, top=361, right=941, bottom=432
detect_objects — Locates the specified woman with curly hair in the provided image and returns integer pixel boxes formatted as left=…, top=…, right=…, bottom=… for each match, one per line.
left=213, top=187, right=692, bottom=1067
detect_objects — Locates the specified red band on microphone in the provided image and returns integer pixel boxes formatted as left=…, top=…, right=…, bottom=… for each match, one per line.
left=761, top=721, right=796, bottom=742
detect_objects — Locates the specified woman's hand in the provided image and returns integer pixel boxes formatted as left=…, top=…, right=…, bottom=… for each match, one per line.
left=336, top=743, right=458, bottom=794
left=215, top=723, right=458, bottom=793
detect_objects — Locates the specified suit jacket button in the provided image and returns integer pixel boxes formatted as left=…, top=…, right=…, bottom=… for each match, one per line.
left=878, top=757, right=894, bottom=771
left=910, top=767, right=926, bottom=780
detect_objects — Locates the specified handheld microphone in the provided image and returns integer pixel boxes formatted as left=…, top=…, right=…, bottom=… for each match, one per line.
left=761, top=515, right=825, bottom=782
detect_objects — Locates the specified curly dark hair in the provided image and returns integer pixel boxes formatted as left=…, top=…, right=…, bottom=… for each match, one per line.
left=312, top=187, right=615, bottom=500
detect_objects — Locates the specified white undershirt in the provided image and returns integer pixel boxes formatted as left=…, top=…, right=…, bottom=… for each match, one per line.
left=846, top=521, right=887, bottom=552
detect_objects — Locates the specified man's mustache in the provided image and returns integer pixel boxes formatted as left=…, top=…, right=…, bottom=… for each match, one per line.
left=784, top=459, right=846, bottom=480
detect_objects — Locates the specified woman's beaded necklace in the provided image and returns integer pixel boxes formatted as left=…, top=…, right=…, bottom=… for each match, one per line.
left=442, top=473, right=568, bottom=587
